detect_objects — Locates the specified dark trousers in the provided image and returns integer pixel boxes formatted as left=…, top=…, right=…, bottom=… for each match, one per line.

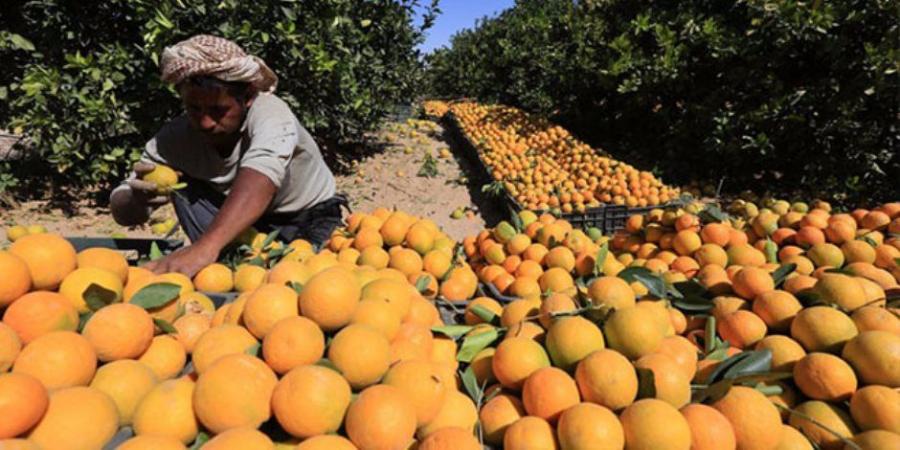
left=171, top=179, right=347, bottom=248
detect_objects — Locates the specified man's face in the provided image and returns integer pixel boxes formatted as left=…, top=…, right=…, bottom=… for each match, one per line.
left=180, top=83, right=251, bottom=142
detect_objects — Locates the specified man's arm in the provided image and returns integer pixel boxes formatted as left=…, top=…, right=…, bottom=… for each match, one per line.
left=110, top=162, right=170, bottom=226
left=144, top=167, right=276, bottom=276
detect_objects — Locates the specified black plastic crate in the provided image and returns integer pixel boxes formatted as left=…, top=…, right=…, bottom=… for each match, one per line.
left=65, top=237, right=184, bottom=263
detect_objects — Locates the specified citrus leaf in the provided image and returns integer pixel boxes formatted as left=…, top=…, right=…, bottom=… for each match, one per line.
left=764, top=238, right=778, bottom=264
left=245, top=343, right=261, bottom=356
left=287, top=281, right=304, bottom=294
left=776, top=404, right=862, bottom=450
left=672, top=297, right=715, bottom=313
left=705, top=315, right=718, bottom=354
left=471, top=305, right=498, bottom=324
left=130, top=282, right=181, bottom=309
left=673, top=279, right=709, bottom=299
left=859, top=236, right=878, bottom=248
left=431, top=324, right=475, bottom=339
left=153, top=318, right=177, bottom=334
left=693, top=378, right=734, bottom=404
left=720, top=349, right=773, bottom=380
left=82, top=283, right=118, bottom=311
left=460, top=366, right=483, bottom=404
left=510, top=212, right=524, bottom=233
left=149, top=242, right=163, bottom=261
left=260, top=229, right=281, bottom=249
left=772, top=263, right=797, bottom=287
left=635, top=367, right=657, bottom=400
left=632, top=271, right=668, bottom=299
left=457, top=328, right=501, bottom=362
left=593, top=242, right=609, bottom=277
left=699, top=204, right=730, bottom=223
left=616, top=266, right=653, bottom=284
left=189, top=432, right=210, bottom=450
left=78, top=311, right=94, bottom=332
left=415, top=275, right=431, bottom=294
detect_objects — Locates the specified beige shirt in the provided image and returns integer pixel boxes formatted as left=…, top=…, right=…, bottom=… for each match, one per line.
left=139, top=93, right=335, bottom=213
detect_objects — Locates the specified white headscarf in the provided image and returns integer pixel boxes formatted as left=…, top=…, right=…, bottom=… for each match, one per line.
left=159, top=34, right=278, bottom=92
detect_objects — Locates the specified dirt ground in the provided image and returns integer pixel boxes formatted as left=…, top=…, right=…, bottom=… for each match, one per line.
left=1, top=118, right=502, bottom=245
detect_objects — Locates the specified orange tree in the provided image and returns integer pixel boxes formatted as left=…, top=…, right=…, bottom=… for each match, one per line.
left=425, top=0, right=898, bottom=205
left=0, top=0, right=438, bottom=197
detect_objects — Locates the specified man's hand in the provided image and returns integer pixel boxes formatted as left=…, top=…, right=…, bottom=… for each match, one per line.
left=127, top=162, right=171, bottom=207
left=144, top=241, right=219, bottom=278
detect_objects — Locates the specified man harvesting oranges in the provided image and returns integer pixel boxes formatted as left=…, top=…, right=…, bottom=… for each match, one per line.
left=110, top=35, right=344, bottom=276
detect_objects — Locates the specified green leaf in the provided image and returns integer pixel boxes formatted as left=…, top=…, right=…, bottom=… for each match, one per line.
left=153, top=318, right=177, bottom=334
left=471, top=305, right=498, bottom=324
left=189, top=432, right=210, bottom=450
left=245, top=342, right=261, bottom=356
left=457, top=328, right=501, bottom=362
left=635, top=367, right=657, bottom=400
left=593, top=242, right=609, bottom=276
left=772, top=263, right=797, bottom=287
left=672, top=296, right=714, bottom=313
left=260, top=229, right=281, bottom=249
left=510, top=211, right=524, bottom=232
left=82, top=283, right=118, bottom=311
left=78, top=311, right=94, bottom=332
left=431, top=324, right=475, bottom=339
left=720, top=349, right=773, bottom=380
left=415, top=275, right=431, bottom=294
left=460, top=366, right=483, bottom=403
left=616, top=266, right=653, bottom=284
left=673, top=279, right=709, bottom=298
left=764, top=238, right=778, bottom=264
left=130, top=282, right=181, bottom=309
left=693, top=378, right=734, bottom=404
left=287, top=281, right=304, bottom=294
left=149, top=242, right=163, bottom=261
left=632, top=271, right=668, bottom=299
left=9, top=33, right=35, bottom=51
left=705, top=315, right=718, bottom=354
left=699, top=204, right=730, bottom=223
left=859, top=236, right=878, bottom=248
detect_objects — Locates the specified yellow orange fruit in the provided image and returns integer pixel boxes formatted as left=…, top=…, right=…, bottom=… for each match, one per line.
left=233, top=264, right=267, bottom=293
left=327, top=324, right=391, bottom=389
left=793, top=352, right=857, bottom=401
left=680, top=403, right=736, bottom=450
left=0, top=373, right=48, bottom=439
left=382, top=360, right=447, bottom=427
left=193, top=353, right=278, bottom=433
left=299, top=267, right=361, bottom=332
left=849, top=385, right=900, bottom=433
left=9, top=233, right=77, bottom=291
left=789, top=401, right=856, bottom=450
left=192, top=263, right=234, bottom=293
left=492, top=336, right=551, bottom=390
left=137, top=335, right=186, bottom=380
left=503, top=416, right=557, bottom=450
left=202, top=427, right=274, bottom=450
left=172, top=313, right=211, bottom=354
left=557, top=402, right=624, bottom=450
left=417, top=389, right=479, bottom=438
left=752, top=290, right=803, bottom=333
left=480, top=393, right=525, bottom=445
left=712, top=386, right=783, bottom=450
left=345, top=384, right=417, bottom=450
left=28, top=386, right=118, bottom=450
left=620, top=398, right=692, bottom=450
left=271, top=364, right=352, bottom=439
left=841, top=330, right=900, bottom=387
left=587, top=276, right=636, bottom=310
left=603, top=306, right=664, bottom=360
left=574, top=349, right=638, bottom=411
left=754, top=335, right=807, bottom=372
left=521, top=367, right=580, bottom=423
left=545, top=316, right=605, bottom=372
left=13, top=331, right=96, bottom=390
left=0, top=251, right=31, bottom=307
left=190, top=324, right=258, bottom=374
left=89, top=359, right=158, bottom=426
left=417, top=427, right=481, bottom=450
left=132, top=378, right=198, bottom=444
left=117, top=435, right=188, bottom=450
left=242, top=283, right=300, bottom=339
left=82, top=303, right=154, bottom=361
left=717, top=310, right=768, bottom=349
left=262, top=316, right=325, bottom=375
left=294, top=435, right=357, bottom=450
left=2, top=291, right=79, bottom=344
left=790, top=306, right=858, bottom=353
left=634, top=353, right=691, bottom=408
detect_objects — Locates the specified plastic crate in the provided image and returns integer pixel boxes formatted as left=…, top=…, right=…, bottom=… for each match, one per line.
left=442, top=113, right=681, bottom=234
left=65, top=237, right=184, bottom=263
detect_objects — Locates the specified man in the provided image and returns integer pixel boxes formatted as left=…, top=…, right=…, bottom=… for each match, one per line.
left=111, top=35, right=344, bottom=276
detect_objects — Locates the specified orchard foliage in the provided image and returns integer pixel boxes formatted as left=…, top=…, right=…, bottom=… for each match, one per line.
left=426, top=0, right=899, bottom=204
left=0, top=0, right=438, bottom=193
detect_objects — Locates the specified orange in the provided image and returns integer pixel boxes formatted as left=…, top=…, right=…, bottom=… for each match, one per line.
left=680, top=403, right=736, bottom=450
left=233, top=264, right=267, bottom=293
left=790, top=306, right=858, bottom=353
left=0, top=251, right=30, bottom=307
left=350, top=299, right=402, bottom=339
left=620, top=398, right=692, bottom=450
left=137, top=335, right=186, bottom=380
left=539, top=267, right=575, bottom=294
left=382, top=360, right=447, bottom=427
left=417, top=427, right=481, bottom=450
left=404, top=295, right=441, bottom=327
left=503, top=416, right=557, bottom=450
left=132, top=378, right=198, bottom=444
left=849, top=385, right=900, bottom=433
left=464, top=297, right=503, bottom=325
left=89, top=359, right=158, bottom=426
left=9, top=233, right=77, bottom=290
left=262, top=316, right=325, bottom=375
left=545, top=316, right=605, bottom=372
left=271, top=364, right=352, bottom=438
left=841, top=330, right=900, bottom=387
left=192, top=263, right=233, bottom=293
left=521, top=367, right=580, bottom=423
left=545, top=246, right=575, bottom=272
left=656, top=335, right=699, bottom=380
left=28, top=386, right=118, bottom=450
left=0, top=373, right=48, bottom=439
left=390, top=323, right=435, bottom=364
left=173, top=313, right=211, bottom=353
left=417, top=390, right=478, bottom=438
left=500, top=298, right=540, bottom=327
left=266, top=260, right=312, bottom=287
left=812, top=273, right=867, bottom=311
left=634, top=353, right=691, bottom=408
left=493, top=336, right=551, bottom=390
left=123, top=267, right=155, bottom=301
left=75, top=247, right=129, bottom=283
left=788, top=401, right=855, bottom=450
left=752, top=290, right=802, bottom=333
left=702, top=223, right=733, bottom=246
left=793, top=352, right=857, bottom=401
left=539, top=293, right=577, bottom=329
left=82, top=303, right=154, bottom=361
left=328, top=324, right=391, bottom=389
left=117, top=435, right=188, bottom=450
left=200, top=427, right=274, bottom=450
left=775, top=424, right=812, bottom=450
left=717, top=310, right=767, bottom=349
left=295, top=435, right=357, bottom=450
left=727, top=243, right=766, bottom=267
left=712, top=386, right=783, bottom=450
left=389, top=248, right=424, bottom=277
left=190, top=324, right=258, bottom=374
left=848, top=430, right=900, bottom=450
left=754, top=335, right=807, bottom=372
left=732, top=267, right=774, bottom=300
left=299, top=267, right=361, bottom=332
left=13, top=331, right=96, bottom=390
left=193, top=354, right=278, bottom=434
left=0, top=323, right=20, bottom=373
left=480, top=393, right=525, bottom=445
left=587, top=276, right=636, bottom=310
left=345, top=385, right=417, bottom=450
left=59, top=267, right=124, bottom=313
left=2, top=291, right=79, bottom=344
left=242, top=283, right=300, bottom=339
left=557, top=402, right=624, bottom=450
left=574, top=349, right=638, bottom=411
left=603, top=306, right=664, bottom=360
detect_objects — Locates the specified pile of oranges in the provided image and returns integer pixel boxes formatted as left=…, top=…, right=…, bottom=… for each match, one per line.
left=449, top=102, right=681, bottom=213
left=422, top=100, right=451, bottom=119
left=1, top=198, right=900, bottom=450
